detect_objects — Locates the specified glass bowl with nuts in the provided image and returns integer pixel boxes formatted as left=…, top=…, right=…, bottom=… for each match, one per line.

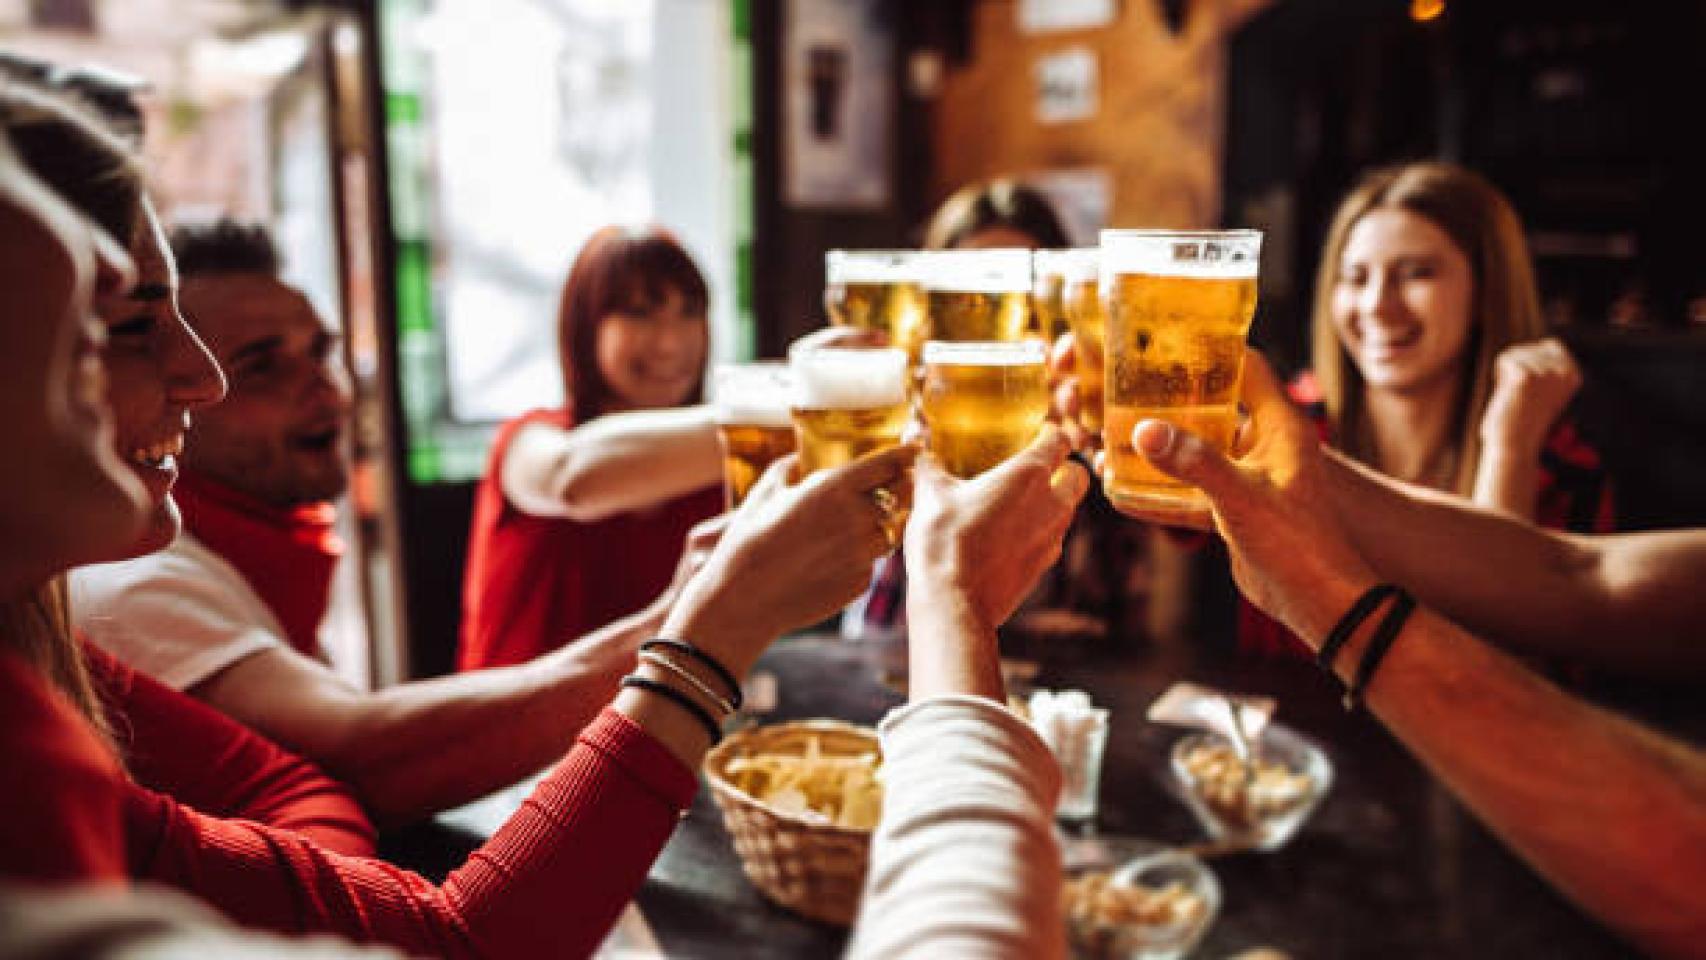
left=1061, top=836, right=1220, bottom=960
left=1169, top=723, right=1331, bottom=852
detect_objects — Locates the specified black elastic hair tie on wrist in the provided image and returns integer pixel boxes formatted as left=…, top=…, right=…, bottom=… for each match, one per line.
left=1317, top=583, right=1399, bottom=674
left=1344, top=589, right=1417, bottom=712
left=621, top=675, right=724, bottom=745
left=641, top=638, right=744, bottom=710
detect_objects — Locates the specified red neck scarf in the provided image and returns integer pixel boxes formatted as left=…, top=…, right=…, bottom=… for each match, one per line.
left=172, top=470, right=343, bottom=661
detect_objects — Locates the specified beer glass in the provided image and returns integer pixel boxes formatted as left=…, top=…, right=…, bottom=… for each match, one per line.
left=921, top=248, right=1034, bottom=343
left=1058, top=248, right=1106, bottom=436
left=920, top=340, right=1049, bottom=478
left=789, top=345, right=911, bottom=477
left=712, top=363, right=798, bottom=508
left=1031, top=249, right=1071, bottom=341
left=824, top=250, right=928, bottom=361
left=1100, top=229, right=1262, bottom=518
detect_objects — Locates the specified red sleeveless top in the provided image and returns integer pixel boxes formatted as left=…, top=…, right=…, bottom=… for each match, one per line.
left=457, top=407, right=722, bottom=671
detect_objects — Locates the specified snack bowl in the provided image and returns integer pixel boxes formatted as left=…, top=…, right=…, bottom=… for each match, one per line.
left=1061, top=835, right=1220, bottom=960
left=1169, top=722, right=1332, bottom=852
left=703, top=719, right=881, bottom=926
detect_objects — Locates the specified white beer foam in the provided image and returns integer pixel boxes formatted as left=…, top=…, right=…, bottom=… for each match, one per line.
left=792, top=348, right=909, bottom=410
left=715, top=400, right=792, bottom=428
left=1099, top=230, right=1262, bottom=281
left=922, top=248, right=1033, bottom=293
left=827, top=250, right=920, bottom=284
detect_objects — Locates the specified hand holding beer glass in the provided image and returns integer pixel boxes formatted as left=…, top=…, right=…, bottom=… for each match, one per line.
left=1100, top=229, right=1262, bottom=519
left=920, top=340, right=1049, bottom=478
left=712, top=363, right=798, bottom=509
left=922, top=248, right=1034, bottom=343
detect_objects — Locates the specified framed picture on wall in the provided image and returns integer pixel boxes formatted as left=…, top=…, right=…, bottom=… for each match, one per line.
left=783, top=0, right=892, bottom=209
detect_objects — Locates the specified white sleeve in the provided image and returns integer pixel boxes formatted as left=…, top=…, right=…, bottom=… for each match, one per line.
left=846, top=695, right=1067, bottom=960
left=69, top=534, right=285, bottom=691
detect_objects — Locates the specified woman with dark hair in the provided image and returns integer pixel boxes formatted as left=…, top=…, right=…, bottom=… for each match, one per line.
left=922, top=178, right=1070, bottom=251
left=458, top=225, right=728, bottom=671
left=0, top=84, right=922, bottom=956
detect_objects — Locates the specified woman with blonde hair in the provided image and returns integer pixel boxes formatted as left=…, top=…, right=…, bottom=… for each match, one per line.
left=1307, top=161, right=1608, bottom=517
left=1239, top=161, right=1614, bottom=657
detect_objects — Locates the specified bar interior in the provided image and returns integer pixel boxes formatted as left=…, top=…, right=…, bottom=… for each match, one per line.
left=1, top=0, right=1702, bottom=957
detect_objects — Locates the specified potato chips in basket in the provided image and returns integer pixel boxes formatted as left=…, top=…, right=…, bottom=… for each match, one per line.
left=703, top=720, right=882, bottom=925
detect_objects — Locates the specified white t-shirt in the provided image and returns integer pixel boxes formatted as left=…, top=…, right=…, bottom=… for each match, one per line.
left=70, top=532, right=286, bottom=691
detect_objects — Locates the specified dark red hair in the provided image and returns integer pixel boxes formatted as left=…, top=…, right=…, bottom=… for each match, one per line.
left=557, top=225, right=710, bottom=422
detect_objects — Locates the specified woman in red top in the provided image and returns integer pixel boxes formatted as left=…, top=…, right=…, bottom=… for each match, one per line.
left=1236, top=163, right=1617, bottom=657
left=2, top=84, right=914, bottom=957
left=459, top=226, right=726, bottom=671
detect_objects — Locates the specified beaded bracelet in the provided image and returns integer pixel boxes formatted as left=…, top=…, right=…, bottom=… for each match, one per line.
left=1343, top=589, right=1417, bottom=712
left=620, top=675, right=724, bottom=745
left=639, top=649, right=738, bottom=718
left=640, top=638, right=744, bottom=710
left=1317, top=583, right=1399, bottom=674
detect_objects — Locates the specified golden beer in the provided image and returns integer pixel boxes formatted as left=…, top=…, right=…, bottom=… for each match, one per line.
left=824, top=251, right=928, bottom=359
left=925, top=289, right=1032, bottom=342
left=789, top=346, right=911, bottom=477
left=920, top=341, right=1049, bottom=478
left=922, top=248, right=1035, bottom=343
left=1031, top=250, right=1069, bottom=341
left=1101, top=230, right=1261, bottom=518
left=1058, top=249, right=1106, bottom=435
left=713, top=363, right=798, bottom=507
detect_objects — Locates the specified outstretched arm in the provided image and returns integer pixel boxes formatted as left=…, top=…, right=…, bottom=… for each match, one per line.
left=1131, top=354, right=1706, bottom=958
left=500, top=407, right=723, bottom=522
left=1325, top=450, right=1706, bottom=676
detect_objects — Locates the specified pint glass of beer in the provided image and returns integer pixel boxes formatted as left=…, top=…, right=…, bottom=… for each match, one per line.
left=921, top=249, right=1034, bottom=343
left=920, top=340, right=1049, bottom=478
left=1058, top=248, right=1107, bottom=436
left=712, top=363, right=798, bottom=508
left=1100, top=229, right=1262, bottom=518
left=1031, top=250, right=1070, bottom=341
left=789, top=345, right=911, bottom=477
left=824, top=250, right=929, bottom=360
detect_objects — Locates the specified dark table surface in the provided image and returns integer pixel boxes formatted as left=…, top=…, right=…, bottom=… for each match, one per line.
left=424, top=632, right=1654, bottom=959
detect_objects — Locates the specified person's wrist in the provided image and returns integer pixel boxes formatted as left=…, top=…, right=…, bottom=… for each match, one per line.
left=1287, top=566, right=1385, bottom=651
left=660, top=563, right=765, bottom=679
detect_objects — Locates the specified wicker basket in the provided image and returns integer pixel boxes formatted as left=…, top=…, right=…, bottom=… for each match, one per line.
left=703, top=719, right=880, bottom=926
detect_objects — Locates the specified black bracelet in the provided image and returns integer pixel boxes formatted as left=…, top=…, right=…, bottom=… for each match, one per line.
left=640, top=639, right=744, bottom=710
left=1317, top=584, right=1399, bottom=674
left=621, top=675, right=724, bottom=745
left=1344, top=589, right=1417, bottom=712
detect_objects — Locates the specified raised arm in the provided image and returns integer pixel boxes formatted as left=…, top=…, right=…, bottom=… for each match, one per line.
left=1470, top=337, right=1584, bottom=521
left=134, top=444, right=921, bottom=959
left=849, top=429, right=1087, bottom=960
left=1132, top=356, right=1706, bottom=958
left=499, top=407, right=723, bottom=521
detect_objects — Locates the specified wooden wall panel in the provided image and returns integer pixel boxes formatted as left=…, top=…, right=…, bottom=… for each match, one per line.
left=930, top=0, right=1271, bottom=230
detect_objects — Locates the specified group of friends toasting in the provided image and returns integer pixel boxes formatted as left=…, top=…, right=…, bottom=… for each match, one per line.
left=2, top=64, right=1702, bottom=960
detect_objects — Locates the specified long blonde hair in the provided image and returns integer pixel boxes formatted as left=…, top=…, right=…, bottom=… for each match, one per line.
left=1309, top=162, right=1545, bottom=494
left=0, top=580, right=110, bottom=739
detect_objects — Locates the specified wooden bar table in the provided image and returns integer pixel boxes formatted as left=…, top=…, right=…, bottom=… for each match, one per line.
left=430, top=632, right=1647, bottom=958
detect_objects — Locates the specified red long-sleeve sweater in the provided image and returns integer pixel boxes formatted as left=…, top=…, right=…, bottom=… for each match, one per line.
left=84, top=642, right=375, bottom=856
left=2, top=650, right=698, bottom=959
